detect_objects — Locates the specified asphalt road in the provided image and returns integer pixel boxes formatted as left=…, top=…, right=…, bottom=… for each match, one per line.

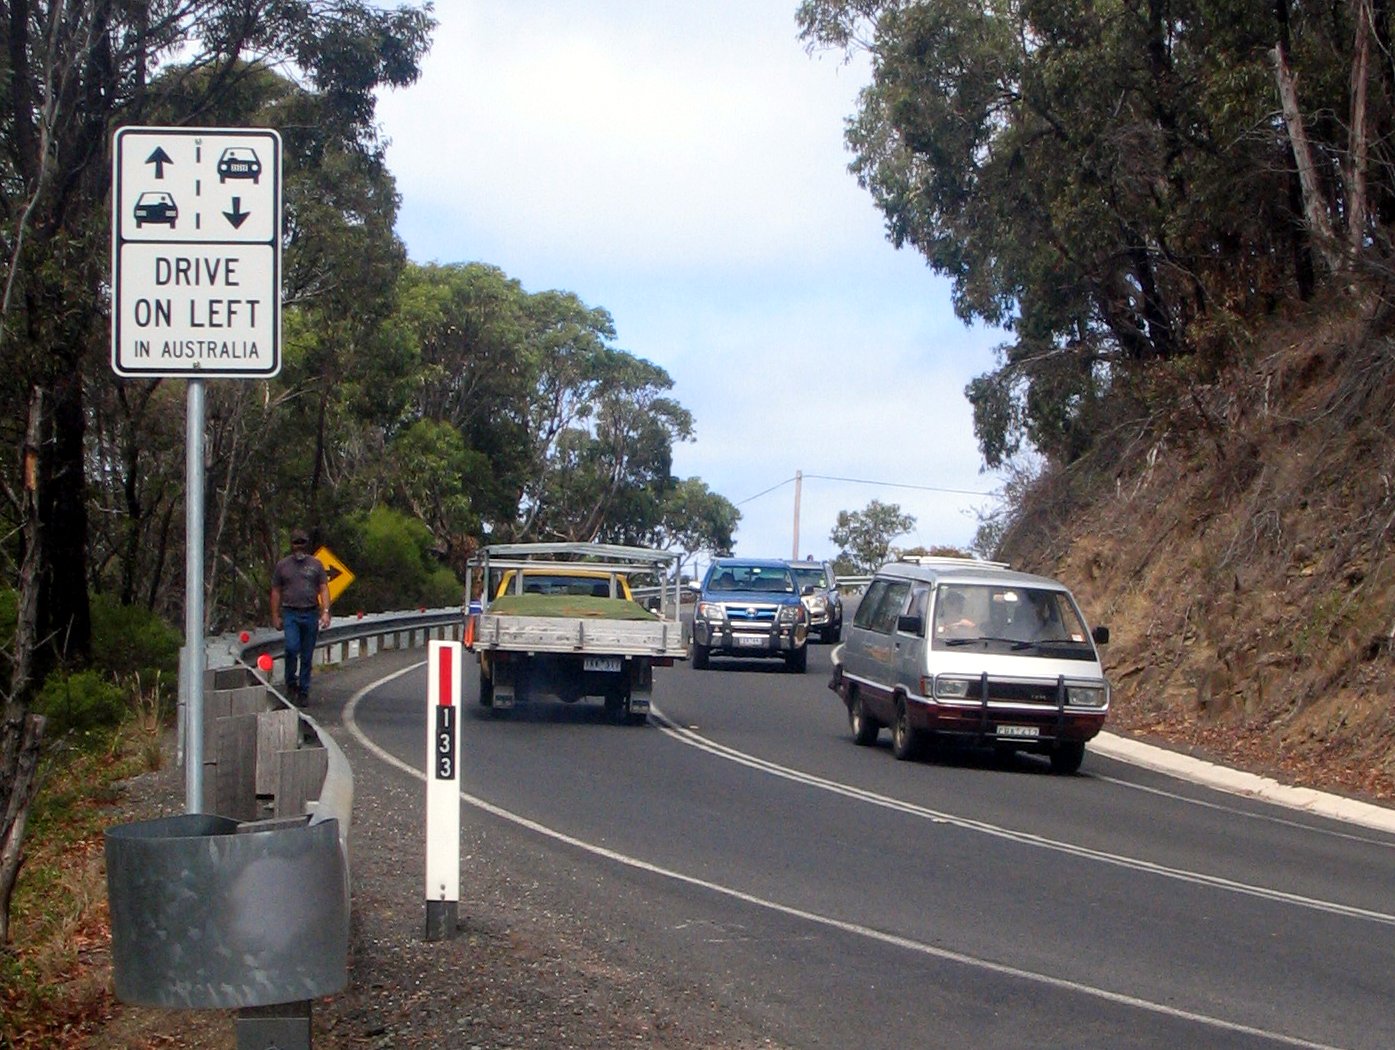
left=341, top=642, right=1395, bottom=1050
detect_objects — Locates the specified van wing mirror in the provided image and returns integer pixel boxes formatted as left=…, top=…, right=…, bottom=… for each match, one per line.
left=896, top=614, right=924, bottom=636
left=1092, top=625, right=1110, bottom=645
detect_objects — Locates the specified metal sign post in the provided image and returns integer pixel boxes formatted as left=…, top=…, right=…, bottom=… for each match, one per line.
left=424, top=640, right=463, bottom=940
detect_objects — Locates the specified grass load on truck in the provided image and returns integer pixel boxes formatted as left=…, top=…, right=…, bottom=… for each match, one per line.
left=463, top=542, right=689, bottom=725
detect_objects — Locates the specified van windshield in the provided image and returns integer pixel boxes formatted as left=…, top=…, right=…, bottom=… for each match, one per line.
left=932, top=583, right=1095, bottom=658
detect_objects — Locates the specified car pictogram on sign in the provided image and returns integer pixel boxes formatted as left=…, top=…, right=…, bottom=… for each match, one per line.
left=133, top=191, right=178, bottom=228
left=217, top=146, right=262, bottom=184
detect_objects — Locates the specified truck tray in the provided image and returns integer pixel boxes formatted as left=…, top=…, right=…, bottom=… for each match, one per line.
left=473, top=613, right=688, bottom=658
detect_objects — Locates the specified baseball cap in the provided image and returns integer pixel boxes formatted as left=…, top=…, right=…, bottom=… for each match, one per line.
left=291, top=529, right=309, bottom=546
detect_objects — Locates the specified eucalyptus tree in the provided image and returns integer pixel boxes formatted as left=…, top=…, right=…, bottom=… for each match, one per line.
left=0, top=0, right=432, bottom=943
left=830, top=499, right=915, bottom=574
left=797, top=0, right=1391, bottom=470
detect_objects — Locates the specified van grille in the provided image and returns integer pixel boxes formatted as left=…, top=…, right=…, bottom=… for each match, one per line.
left=988, top=680, right=1063, bottom=706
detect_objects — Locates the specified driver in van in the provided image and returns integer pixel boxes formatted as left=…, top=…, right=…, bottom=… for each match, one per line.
left=936, top=589, right=978, bottom=638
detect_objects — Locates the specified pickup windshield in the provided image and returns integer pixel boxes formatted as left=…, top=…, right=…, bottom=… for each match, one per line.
left=932, top=583, right=1095, bottom=658
left=707, top=565, right=796, bottom=593
left=496, top=572, right=624, bottom=599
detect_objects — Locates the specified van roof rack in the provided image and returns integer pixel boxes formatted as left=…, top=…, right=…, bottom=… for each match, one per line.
left=896, top=555, right=1012, bottom=570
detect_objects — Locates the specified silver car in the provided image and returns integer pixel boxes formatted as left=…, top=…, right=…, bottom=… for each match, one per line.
left=787, top=559, right=842, bottom=643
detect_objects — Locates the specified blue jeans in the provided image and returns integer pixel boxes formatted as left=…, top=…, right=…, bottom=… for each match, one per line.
left=283, top=609, right=320, bottom=696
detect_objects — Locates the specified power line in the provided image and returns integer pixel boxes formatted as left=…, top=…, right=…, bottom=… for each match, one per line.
left=735, top=476, right=796, bottom=506
left=737, top=472, right=996, bottom=506
left=805, top=474, right=998, bottom=499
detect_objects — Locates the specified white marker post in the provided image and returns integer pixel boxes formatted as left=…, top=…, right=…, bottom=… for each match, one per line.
left=424, top=639, right=463, bottom=941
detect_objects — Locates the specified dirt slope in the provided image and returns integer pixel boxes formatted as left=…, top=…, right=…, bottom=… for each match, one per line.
left=995, top=295, right=1395, bottom=803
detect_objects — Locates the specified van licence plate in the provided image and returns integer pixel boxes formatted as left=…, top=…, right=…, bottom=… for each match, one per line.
left=997, top=725, right=1040, bottom=739
left=584, top=656, right=622, bottom=673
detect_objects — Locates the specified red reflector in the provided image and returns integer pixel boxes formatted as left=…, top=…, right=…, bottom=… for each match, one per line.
left=438, top=646, right=454, bottom=706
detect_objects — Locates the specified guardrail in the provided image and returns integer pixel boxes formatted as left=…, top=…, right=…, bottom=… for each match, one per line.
left=106, top=606, right=465, bottom=1047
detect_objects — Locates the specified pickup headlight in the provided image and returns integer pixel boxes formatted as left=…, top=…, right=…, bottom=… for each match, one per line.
left=696, top=602, right=726, bottom=621
left=806, top=595, right=828, bottom=614
left=777, top=603, right=805, bottom=625
left=1067, top=684, right=1109, bottom=708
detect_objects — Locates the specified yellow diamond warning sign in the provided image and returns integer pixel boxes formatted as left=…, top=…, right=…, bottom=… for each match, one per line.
left=314, top=546, right=356, bottom=605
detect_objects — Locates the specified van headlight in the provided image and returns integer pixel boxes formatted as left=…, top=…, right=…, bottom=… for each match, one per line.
left=1067, top=684, right=1109, bottom=708
left=935, top=677, right=975, bottom=699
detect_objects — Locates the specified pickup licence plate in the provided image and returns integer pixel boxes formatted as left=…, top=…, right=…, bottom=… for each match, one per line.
left=997, top=725, right=1040, bottom=739
left=584, top=656, right=622, bottom=673
left=734, top=634, right=766, bottom=648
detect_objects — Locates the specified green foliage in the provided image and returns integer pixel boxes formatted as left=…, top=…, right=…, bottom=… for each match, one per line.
left=335, top=506, right=462, bottom=612
left=798, top=0, right=1382, bottom=470
left=89, top=592, right=180, bottom=689
left=32, top=671, right=127, bottom=743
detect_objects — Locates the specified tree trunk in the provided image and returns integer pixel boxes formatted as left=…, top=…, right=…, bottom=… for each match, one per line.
left=1270, top=42, right=1346, bottom=273
left=1348, top=0, right=1371, bottom=257
left=11, top=387, right=44, bottom=703
left=36, top=367, right=92, bottom=677
left=0, top=711, right=46, bottom=944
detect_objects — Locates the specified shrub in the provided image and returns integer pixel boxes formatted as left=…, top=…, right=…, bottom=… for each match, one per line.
left=89, top=592, right=181, bottom=687
left=32, top=670, right=128, bottom=744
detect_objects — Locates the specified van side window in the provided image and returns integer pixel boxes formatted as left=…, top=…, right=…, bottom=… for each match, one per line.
left=853, top=580, right=891, bottom=630
left=867, top=581, right=911, bottom=634
left=900, top=584, right=930, bottom=635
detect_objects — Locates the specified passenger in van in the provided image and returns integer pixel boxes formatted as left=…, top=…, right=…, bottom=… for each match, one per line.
left=936, top=590, right=978, bottom=638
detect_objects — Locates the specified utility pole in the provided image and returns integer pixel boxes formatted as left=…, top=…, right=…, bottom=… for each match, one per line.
left=792, top=469, right=802, bottom=560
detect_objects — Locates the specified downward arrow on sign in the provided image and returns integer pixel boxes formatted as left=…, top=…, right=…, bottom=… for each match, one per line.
left=224, top=197, right=250, bottom=228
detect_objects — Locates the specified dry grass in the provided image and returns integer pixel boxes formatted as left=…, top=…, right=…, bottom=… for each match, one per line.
left=1, top=715, right=167, bottom=1049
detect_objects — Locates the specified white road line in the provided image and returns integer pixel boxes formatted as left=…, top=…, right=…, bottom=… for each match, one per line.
left=1093, top=773, right=1395, bottom=848
left=341, top=668, right=1351, bottom=1050
left=650, top=712, right=1395, bottom=926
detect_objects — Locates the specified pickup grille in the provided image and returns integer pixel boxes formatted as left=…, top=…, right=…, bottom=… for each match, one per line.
left=723, top=603, right=778, bottom=625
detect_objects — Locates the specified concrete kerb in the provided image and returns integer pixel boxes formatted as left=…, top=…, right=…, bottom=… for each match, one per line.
left=1090, top=730, right=1395, bottom=834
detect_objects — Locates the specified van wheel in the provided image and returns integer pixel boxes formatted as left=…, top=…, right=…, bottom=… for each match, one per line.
left=785, top=645, right=808, bottom=673
left=693, top=642, right=710, bottom=670
left=849, top=691, right=879, bottom=746
left=891, top=698, right=924, bottom=761
left=1050, top=741, right=1086, bottom=774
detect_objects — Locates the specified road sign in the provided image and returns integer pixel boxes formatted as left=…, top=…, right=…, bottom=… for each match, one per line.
left=314, top=546, right=356, bottom=604
left=111, top=127, right=282, bottom=378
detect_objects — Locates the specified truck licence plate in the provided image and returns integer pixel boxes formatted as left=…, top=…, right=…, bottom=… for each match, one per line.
left=734, top=634, right=766, bottom=648
left=584, top=656, right=622, bottom=673
left=997, top=725, right=1040, bottom=739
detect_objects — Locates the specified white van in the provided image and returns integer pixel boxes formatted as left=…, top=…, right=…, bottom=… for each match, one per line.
left=830, top=557, right=1110, bottom=773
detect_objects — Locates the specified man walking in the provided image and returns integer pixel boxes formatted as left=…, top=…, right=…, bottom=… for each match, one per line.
left=270, top=529, right=331, bottom=702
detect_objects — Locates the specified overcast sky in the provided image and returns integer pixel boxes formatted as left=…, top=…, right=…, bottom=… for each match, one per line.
left=374, top=1, right=1008, bottom=562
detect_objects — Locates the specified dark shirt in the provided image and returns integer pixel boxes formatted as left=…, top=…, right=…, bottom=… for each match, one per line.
left=273, top=553, right=328, bottom=609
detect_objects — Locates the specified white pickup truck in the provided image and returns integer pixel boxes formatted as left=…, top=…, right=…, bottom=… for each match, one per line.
left=463, top=542, right=688, bottom=724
